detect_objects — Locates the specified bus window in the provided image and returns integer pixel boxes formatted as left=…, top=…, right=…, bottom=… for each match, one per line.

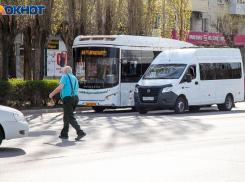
left=121, top=50, right=141, bottom=82
left=121, top=50, right=162, bottom=83
left=141, top=51, right=161, bottom=77
left=121, top=59, right=141, bottom=82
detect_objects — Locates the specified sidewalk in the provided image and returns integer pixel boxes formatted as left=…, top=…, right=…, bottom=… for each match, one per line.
left=20, top=106, right=93, bottom=115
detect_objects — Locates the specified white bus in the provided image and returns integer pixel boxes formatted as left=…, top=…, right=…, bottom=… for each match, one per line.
left=70, top=35, right=194, bottom=112
left=134, top=48, right=244, bottom=114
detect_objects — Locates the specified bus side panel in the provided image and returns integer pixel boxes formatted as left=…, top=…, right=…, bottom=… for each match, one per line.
left=120, top=83, right=136, bottom=106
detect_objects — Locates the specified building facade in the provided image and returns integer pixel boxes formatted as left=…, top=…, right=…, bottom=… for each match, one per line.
left=172, top=0, right=245, bottom=66
left=190, top=0, right=245, bottom=37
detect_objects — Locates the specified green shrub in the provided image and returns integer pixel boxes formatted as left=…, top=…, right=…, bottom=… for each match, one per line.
left=0, top=80, right=62, bottom=107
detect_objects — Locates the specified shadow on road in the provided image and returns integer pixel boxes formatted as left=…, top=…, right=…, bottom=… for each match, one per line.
left=147, top=109, right=245, bottom=116
left=28, top=130, right=57, bottom=137
left=73, top=105, right=245, bottom=149
left=24, top=105, right=245, bottom=153
left=0, top=148, right=26, bottom=158
left=43, top=139, right=85, bottom=147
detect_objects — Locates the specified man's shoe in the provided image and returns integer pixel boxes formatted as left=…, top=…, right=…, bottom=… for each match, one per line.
left=75, top=133, right=86, bottom=141
left=59, top=135, right=68, bottom=139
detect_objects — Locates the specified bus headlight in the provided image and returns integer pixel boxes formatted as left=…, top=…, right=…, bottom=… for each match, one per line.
left=162, top=87, right=172, bottom=93
left=13, top=113, right=26, bottom=122
left=105, top=93, right=117, bottom=100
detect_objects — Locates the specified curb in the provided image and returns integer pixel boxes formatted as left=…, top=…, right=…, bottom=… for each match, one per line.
left=15, top=101, right=245, bottom=115
left=21, top=107, right=93, bottom=115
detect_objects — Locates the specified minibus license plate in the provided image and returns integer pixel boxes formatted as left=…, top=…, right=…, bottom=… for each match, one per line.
left=143, top=97, right=154, bottom=101
left=86, top=103, right=96, bottom=106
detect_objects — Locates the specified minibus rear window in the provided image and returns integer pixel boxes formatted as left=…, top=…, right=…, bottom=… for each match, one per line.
left=143, top=64, right=186, bottom=79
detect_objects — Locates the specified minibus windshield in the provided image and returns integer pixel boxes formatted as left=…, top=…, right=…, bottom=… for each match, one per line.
left=143, top=64, right=186, bottom=79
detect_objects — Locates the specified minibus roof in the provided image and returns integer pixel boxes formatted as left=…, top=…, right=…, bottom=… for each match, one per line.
left=152, top=48, right=242, bottom=64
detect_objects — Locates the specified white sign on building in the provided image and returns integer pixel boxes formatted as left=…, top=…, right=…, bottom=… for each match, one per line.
left=46, top=40, right=85, bottom=77
left=47, top=40, right=67, bottom=77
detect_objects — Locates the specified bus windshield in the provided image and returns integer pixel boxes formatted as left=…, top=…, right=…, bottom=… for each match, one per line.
left=74, top=47, right=120, bottom=89
left=143, top=64, right=186, bottom=79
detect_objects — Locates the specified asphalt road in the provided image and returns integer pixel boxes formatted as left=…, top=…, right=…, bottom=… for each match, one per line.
left=1, top=103, right=245, bottom=182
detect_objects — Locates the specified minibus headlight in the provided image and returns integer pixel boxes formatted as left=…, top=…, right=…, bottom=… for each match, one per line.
left=13, top=113, right=26, bottom=122
left=135, top=86, right=139, bottom=93
left=162, top=87, right=172, bottom=93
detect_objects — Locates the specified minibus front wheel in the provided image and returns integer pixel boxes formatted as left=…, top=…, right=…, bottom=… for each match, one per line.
left=174, top=97, right=186, bottom=114
left=137, top=107, right=148, bottom=114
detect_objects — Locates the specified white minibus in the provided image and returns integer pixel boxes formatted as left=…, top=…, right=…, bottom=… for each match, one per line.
left=134, top=48, right=244, bottom=114
left=71, top=35, right=194, bottom=112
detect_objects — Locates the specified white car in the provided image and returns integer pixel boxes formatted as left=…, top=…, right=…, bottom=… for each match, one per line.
left=0, top=105, right=29, bottom=146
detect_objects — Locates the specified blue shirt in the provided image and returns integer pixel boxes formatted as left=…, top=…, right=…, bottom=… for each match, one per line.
left=59, top=73, right=79, bottom=99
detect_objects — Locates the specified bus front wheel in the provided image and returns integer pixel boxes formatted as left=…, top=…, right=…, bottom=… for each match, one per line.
left=92, top=106, right=105, bottom=113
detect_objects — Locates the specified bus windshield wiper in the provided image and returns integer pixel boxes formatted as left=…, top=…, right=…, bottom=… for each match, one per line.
left=90, top=77, right=110, bottom=87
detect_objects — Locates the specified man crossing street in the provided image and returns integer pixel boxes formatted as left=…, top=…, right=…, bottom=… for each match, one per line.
left=49, top=66, right=86, bottom=141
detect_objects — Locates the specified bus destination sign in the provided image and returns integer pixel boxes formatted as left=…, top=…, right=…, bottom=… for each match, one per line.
left=81, top=50, right=107, bottom=56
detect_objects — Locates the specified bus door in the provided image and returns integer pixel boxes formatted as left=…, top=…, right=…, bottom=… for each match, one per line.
left=120, top=50, right=160, bottom=106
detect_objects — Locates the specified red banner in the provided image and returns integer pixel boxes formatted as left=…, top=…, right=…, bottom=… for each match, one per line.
left=172, top=31, right=245, bottom=46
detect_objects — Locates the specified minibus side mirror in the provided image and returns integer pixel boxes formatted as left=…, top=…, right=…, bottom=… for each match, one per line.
left=186, top=74, right=192, bottom=83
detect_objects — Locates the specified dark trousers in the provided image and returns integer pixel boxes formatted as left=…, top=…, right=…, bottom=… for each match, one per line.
left=61, top=96, right=84, bottom=136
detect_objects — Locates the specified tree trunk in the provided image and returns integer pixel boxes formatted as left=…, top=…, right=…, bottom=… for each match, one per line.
left=67, top=46, right=72, bottom=69
left=128, top=0, right=135, bottom=35
left=105, top=0, right=112, bottom=35
left=179, top=0, right=183, bottom=41
left=0, top=13, right=19, bottom=81
left=67, top=0, right=76, bottom=66
left=40, top=31, right=46, bottom=80
left=97, top=0, right=103, bottom=35
left=2, top=35, right=10, bottom=81
left=80, top=1, right=88, bottom=35
left=23, top=27, right=32, bottom=81
left=0, top=27, right=3, bottom=81
left=162, top=0, right=165, bottom=38
left=30, top=0, right=54, bottom=80
left=10, top=43, right=16, bottom=78
left=33, top=38, right=41, bottom=80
